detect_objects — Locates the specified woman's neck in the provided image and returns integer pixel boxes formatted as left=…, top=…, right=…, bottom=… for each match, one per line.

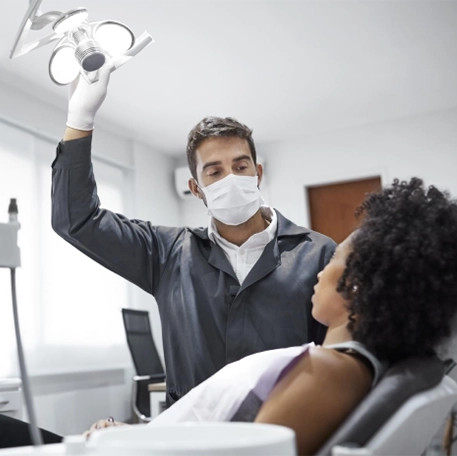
left=322, top=323, right=352, bottom=346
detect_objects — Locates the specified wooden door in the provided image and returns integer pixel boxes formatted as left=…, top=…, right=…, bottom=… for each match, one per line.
left=307, top=176, right=381, bottom=243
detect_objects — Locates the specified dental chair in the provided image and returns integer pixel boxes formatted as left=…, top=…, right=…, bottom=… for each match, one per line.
left=88, top=356, right=457, bottom=456
left=316, top=356, right=457, bottom=456
left=1, top=359, right=455, bottom=456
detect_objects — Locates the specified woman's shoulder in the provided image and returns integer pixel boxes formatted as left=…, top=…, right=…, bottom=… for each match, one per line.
left=255, top=344, right=374, bottom=454
left=260, top=344, right=373, bottom=414
left=308, top=345, right=373, bottom=384
left=323, top=341, right=385, bottom=385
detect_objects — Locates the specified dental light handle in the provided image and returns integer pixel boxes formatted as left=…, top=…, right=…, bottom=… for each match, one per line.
left=112, top=31, right=153, bottom=70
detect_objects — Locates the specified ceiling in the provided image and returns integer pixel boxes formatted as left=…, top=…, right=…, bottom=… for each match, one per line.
left=1, top=0, right=457, bottom=156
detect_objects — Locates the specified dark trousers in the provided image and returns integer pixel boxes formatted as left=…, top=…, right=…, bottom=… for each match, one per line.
left=0, top=414, right=63, bottom=448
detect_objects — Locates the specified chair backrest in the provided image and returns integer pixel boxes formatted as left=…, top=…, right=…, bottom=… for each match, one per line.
left=364, top=375, right=457, bottom=455
left=121, top=308, right=165, bottom=379
left=316, top=356, right=455, bottom=456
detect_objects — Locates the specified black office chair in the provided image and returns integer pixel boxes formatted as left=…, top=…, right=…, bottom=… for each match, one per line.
left=121, top=308, right=166, bottom=422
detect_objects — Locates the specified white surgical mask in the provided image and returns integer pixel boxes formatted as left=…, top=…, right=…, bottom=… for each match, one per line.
left=200, top=174, right=264, bottom=225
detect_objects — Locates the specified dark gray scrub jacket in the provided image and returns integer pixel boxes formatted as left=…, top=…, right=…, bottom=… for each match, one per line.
left=51, top=136, right=336, bottom=405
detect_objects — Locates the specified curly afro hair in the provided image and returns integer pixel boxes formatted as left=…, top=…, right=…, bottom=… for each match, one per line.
left=338, top=177, right=457, bottom=362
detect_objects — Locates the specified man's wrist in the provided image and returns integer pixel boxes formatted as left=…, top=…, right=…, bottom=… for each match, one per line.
left=63, top=127, right=92, bottom=142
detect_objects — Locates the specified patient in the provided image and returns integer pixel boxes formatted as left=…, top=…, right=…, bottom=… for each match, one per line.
left=89, top=177, right=457, bottom=454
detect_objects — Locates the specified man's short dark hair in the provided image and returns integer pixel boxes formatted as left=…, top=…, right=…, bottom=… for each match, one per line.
left=186, top=116, right=257, bottom=180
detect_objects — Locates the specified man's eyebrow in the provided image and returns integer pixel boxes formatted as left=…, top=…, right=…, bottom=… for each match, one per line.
left=202, top=155, right=252, bottom=171
left=232, top=154, right=252, bottom=164
left=202, top=160, right=222, bottom=171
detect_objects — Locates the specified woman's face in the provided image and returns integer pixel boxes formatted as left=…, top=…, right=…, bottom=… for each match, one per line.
left=311, top=234, right=353, bottom=327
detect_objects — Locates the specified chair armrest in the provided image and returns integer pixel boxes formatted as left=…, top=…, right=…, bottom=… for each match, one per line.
left=444, top=358, right=456, bottom=375
left=133, top=374, right=166, bottom=383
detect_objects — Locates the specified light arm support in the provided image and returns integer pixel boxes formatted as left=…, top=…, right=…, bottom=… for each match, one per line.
left=10, top=0, right=62, bottom=59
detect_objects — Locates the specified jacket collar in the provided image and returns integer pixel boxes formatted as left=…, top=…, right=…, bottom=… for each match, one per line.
left=275, top=209, right=310, bottom=238
left=189, top=210, right=311, bottom=288
left=189, top=209, right=310, bottom=240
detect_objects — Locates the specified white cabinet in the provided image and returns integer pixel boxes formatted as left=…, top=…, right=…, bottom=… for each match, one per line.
left=0, top=378, right=22, bottom=419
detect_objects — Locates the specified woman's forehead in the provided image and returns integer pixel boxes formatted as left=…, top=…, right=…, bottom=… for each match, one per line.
left=336, top=232, right=355, bottom=257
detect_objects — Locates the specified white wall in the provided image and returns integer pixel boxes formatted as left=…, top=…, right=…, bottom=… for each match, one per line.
left=257, top=108, right=457, bottom=228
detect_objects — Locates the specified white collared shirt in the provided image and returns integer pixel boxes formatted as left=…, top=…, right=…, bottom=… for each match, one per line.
left=208, top=206, right=277, bottom=284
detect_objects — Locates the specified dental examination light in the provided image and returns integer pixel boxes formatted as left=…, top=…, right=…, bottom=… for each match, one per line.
left=10, top=0, right=153, bottom=85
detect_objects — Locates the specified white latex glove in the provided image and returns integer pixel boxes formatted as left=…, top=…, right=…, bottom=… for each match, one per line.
left=66, top=60, right=115, bottom=131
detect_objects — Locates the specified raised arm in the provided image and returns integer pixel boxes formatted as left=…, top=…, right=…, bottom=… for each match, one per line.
left=52, top=63, right=182, bottom=295
left=254, top=347, right=373, bottom=455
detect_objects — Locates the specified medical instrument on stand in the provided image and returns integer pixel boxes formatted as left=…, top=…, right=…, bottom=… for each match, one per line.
left=10, top=0, right=153, bottom=85
left=0, top=199, right=43, bottom=446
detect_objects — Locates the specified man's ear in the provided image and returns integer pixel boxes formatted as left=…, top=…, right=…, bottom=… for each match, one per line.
left=188, top=178, right=204, bottom=199
left=256, top=163, right=263, bottom=187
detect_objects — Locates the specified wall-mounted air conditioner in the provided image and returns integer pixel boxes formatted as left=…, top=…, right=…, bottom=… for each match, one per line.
left=174, top=166, right=193, bottom=199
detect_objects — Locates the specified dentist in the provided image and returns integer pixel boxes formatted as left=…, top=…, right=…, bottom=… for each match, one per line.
left=51, top=63, right=336, bottom=406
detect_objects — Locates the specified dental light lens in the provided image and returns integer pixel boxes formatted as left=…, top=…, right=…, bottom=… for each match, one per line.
left=49, top=45, right=80, bottom=85
left=48, top=15, right=139, bottom=85
left=94, top=21, right=134, bottom=55
left=53, top=8, right=88, bottom=34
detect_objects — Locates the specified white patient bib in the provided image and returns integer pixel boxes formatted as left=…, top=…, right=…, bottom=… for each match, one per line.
left=150, top=343, right=314, bottom=424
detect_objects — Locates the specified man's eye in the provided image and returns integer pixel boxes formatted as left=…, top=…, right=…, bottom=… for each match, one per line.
left=208, top=170, right=219, bottom=177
